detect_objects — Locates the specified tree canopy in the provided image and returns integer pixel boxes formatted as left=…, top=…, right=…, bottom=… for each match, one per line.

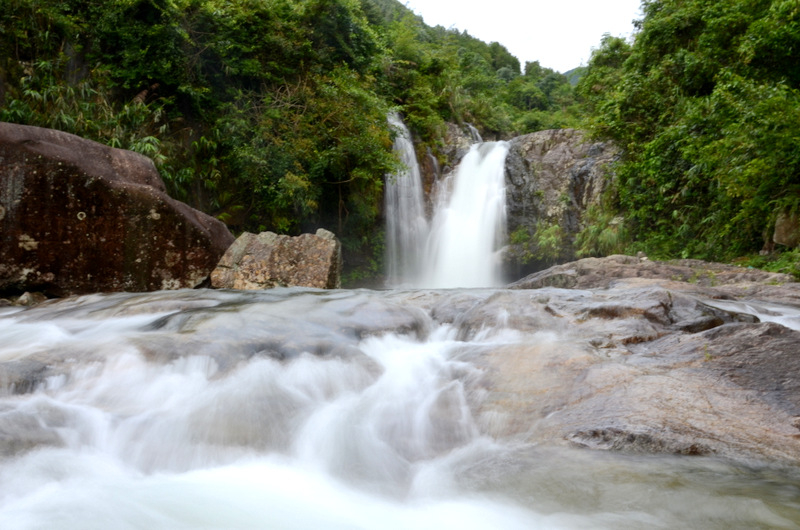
left=578, top=0, right=800, bottom=262
left=0, top=0, right=579, bottom=280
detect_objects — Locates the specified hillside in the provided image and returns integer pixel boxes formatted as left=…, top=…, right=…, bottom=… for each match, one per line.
left=3, top=0, right=799, bottom=279
left=0, top=0, right=579, bottom=280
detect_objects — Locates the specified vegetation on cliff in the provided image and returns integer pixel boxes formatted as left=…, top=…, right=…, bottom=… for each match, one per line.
left=578, top=0, right=800, bottom=271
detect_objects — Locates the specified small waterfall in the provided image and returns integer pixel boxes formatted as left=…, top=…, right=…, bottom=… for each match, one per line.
left=385, top=113, right=428, bottom=287
left=385, top=116, right=509, bottom=288
left=420, top=142, right=510, bottom=288
left=465, top=123, right=483, bottom=144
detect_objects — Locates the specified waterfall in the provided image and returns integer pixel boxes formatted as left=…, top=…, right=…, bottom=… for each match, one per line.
left=421, top=141, right=510, bottom=288
left=385, top=116, right=510, bottom=289
left=465, top=123, right=483, bottom=143
left=385, top=113, right=428, bottom=287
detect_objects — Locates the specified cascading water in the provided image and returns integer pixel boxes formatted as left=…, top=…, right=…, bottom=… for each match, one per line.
left=420, top=141, right=510, bottom=288
left=385, top=113, right=428, bottom=287
left=465, top=123, right=483, bottom=143
left=0, top=289, right=798, bottom=529
left=385, top=116, right=510, bottom=289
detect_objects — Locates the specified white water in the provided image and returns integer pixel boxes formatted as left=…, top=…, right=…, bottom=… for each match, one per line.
left=702, top=298, right=800, bottom=331
left=420, top=142, right=510, bottom=288
left=0, top=290, right=798, bottom=529
left=385, top=114, right=428, bottom=287
left=385, top=118, right=509, bottom=288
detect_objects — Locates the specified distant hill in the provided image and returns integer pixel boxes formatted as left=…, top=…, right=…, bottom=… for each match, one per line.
left=563, top=66, right=587, bottom=86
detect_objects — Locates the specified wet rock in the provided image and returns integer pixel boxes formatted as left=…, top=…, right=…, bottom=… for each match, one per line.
left=0, top=122, right=234, bottom=295
left=210, top=229, right=342, bottom=290
left=437, top=272, right=800, bottom=463
left=509, top=255, right=795, bottom=290
left=0, top=403, right=65, bottom=457
left=440, top=122, right=479, bottom=171
left=0, top=358, right=55, bottom=394
left=15, top=292, right=47, bottom=307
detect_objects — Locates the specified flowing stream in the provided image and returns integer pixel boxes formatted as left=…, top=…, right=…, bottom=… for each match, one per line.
left=1, top=289, right=799, bottom=529
left=385, top=118, right=509, bottom=288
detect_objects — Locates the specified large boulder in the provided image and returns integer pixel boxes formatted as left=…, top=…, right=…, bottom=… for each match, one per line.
left=0, top=122, right=234, bottom=295
left=210, top=229, right=342, bottom=290
left=504, top=129, right=618, bottom=269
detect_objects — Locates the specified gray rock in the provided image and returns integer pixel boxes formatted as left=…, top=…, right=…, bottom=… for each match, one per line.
left=504, top=129, right=618, bottom=268
left=509, top=254, right=794, bottom=290
left=441, top=285, right=800, bottom=463
left=211, top=229, right=342, bottom=290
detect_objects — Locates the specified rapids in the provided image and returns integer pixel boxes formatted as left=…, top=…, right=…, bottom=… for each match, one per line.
left=0, top=288, right=799, bottom=529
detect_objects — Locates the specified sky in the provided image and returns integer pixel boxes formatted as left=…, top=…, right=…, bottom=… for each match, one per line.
left=400, top=0, right=643, bottom=73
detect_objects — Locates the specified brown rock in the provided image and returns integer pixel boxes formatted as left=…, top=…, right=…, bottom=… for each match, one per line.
left=15, top=292, right=47, bottom=306
left=0, top=122, right=234, bottom=295
left=211, top=229, right=342, bottom=290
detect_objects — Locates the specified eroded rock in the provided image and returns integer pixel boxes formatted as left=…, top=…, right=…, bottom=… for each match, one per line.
left=510, top=254, right=794, bottom=290
left=445, top=269, right=800, bottom=462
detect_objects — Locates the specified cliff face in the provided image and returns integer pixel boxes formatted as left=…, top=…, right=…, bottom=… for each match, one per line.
left=504, top=128, right=619, bottom=273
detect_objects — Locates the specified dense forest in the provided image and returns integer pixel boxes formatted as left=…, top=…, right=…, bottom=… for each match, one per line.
left=2, top=0, right=799, bottom=279
left=0, top=0, right=579, bottom=281
left=577, top=0, right=800, bottom=274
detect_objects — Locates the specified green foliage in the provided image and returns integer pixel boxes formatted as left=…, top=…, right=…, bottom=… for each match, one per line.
left=508, top=227, right=535, bottom=264
left=738, top=249, right=800, bottom=281
left=534, top=222, right=567, bottom=262
left=576, top=207, right=628, bottom=258
left=0, top=0, right=583, bottom=282
left=579, top=0, right=800, bottom=262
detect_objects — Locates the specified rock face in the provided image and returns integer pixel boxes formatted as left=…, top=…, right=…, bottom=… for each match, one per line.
left=0, top=122, right=234, bottom=295
left=211, top=229, right=342, bottom=290
left=440, top=122, right=481, bottom=171
left=504, top=129, right=618, bottom=268
left=424, top=258, right=800, bottom=462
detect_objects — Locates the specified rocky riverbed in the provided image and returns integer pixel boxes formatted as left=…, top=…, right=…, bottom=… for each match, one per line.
left=2, top=255, right=800, bottom=467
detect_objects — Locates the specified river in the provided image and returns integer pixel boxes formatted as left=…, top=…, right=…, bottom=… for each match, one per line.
left=0, top=288, right=798, bottom=529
